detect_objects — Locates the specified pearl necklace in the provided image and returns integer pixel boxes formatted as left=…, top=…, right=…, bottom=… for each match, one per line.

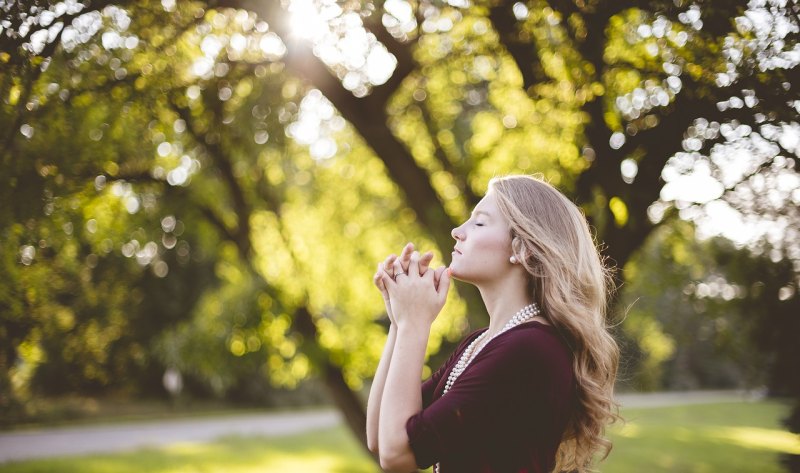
left=434, top=303, right=541, bottom=473
left=442, top=302, right=541, bottom=396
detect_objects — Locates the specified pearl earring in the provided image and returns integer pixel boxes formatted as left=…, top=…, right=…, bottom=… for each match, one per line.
left=510, top=255, right=518, bottom=264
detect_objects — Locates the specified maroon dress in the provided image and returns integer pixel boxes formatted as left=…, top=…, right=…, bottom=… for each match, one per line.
left=405, top=321, right=575, bottom=473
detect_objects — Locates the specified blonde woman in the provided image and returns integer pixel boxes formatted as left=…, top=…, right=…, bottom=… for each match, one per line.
left=367, top=175, right=620, bottom=473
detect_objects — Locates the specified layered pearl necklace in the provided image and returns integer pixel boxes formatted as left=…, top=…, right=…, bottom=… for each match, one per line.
left=434, top=303, right=541, bottom=473
left=442, top=302, right=541, bottom=396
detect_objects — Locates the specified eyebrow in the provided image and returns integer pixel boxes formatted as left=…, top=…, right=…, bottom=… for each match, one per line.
left=471, top=210, right=491, bottom=218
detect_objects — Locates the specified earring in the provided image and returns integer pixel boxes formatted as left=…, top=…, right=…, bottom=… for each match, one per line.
left=510, top=256, right=518, bottom=264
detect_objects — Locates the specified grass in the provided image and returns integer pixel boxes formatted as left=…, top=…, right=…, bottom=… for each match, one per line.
left=0, top=427, right=377, bottom=473
left=1, top=400, right=797, bottom=472
left=603, top=400, right=799, bottom=473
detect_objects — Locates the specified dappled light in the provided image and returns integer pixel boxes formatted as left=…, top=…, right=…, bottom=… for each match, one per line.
left=283, top=0, right=399, bottom=96
left=602, top=402, right=800, bottom=473
left=286, top=89, right=345, bottom=160
left=0, top=427, right=378, bottom=473
left=712, top=426, right=800, bottom=454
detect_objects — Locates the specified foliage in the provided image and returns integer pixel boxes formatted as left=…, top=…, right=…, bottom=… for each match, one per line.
left=705, top=239, right=800, bottom=469
left=0, top=1, right=471, bottom=435
left=618, top=218, right=800, bottom=398
left=618, top=222, right=757, bottom=391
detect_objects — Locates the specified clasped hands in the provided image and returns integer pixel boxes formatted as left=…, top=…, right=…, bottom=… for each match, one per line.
left=373, top=243, right=451, bottom=332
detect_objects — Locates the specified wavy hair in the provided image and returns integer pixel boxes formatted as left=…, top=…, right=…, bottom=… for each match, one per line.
left=489, top=175, right=621, bottom=472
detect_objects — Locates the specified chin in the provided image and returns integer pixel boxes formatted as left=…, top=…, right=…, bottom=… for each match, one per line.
left=448, top=266, right=471, bottom=283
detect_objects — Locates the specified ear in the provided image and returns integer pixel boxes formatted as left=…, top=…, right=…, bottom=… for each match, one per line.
left=511, top=236, right=528, bottom=263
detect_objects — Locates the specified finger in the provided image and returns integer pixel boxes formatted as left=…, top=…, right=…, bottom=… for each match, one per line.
left=408, top=250, right=420, bottom=278
left=375, top=263, right=387, bottom=292
left=399, top=242, right=414, bottom=272
left=381, top=261, right=397, bottom=278
left=393, top=257, right=405, bottom=279
left=379, top=269, right=396, bottom=289
left=433, top=266, right=445, bottom=289
left=418, top=251, right=434, bottom=275
left=383, top=255, right=397, bottom=278
left=436, top=267, right=452, bottom=298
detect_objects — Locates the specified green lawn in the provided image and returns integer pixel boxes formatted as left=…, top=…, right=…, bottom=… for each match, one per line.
left=1, top=400, right=797, bottom=473
left=603, top=400, right=799, bottom=473
left=0, top=427, right=377, bottom=473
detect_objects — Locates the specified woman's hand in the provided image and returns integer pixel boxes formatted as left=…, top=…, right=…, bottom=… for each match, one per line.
left=373, top=243, right=434, bottom=324
left=374, top=254, right=399, bottom=324
left=381, top=250, right=451, bottom=333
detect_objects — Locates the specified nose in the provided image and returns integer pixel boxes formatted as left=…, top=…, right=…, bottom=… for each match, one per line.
left=451, top=224, right=464, bottom=241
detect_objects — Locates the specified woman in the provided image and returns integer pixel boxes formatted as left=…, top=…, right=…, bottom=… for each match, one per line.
left=366, top=175, right=620, bottom=473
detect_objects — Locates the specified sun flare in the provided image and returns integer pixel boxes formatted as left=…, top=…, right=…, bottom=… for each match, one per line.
left=287, top=0, right=328, bottom=40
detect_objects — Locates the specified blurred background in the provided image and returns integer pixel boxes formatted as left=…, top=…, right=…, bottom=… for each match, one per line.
left=1, top=0, right=799, bottom=472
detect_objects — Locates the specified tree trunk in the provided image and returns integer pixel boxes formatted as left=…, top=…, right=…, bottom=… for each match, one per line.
left=291, top=305, right=378, bottom=462
left=321, top=361, right=371, bottom=455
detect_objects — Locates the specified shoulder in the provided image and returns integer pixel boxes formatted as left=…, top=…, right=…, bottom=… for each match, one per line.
left=455, top=327, right=489, bottom=352
left=485, top=322, right=572, bottom=367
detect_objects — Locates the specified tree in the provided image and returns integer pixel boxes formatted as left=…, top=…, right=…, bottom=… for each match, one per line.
left=1, top=2, right=465, bottom=449
left=617, top=221, right=780, bottom=393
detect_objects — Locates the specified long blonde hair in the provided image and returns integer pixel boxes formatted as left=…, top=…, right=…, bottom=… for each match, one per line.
left=490, top=175, right=620, bottom=472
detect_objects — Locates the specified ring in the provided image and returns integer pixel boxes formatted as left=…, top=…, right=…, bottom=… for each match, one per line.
left=395, top=271, right=406, bottom=277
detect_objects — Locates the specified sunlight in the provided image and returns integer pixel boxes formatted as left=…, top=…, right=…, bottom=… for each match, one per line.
left=286, top=89, right=346, bottom=161
left=285, top=0, right=397, bottom=93
left=660, top=160, right=724, bottom=204
left=281, top=0, right=398, bottom=158
left=711, top=426, right=800, bottom=454
left=159, top=441, right=359, bottom=473
left=614, top=422, right=642, bottom=438
left=287, top=0, right=330, bottom=41
left=260, top=454, right=344, bottom=472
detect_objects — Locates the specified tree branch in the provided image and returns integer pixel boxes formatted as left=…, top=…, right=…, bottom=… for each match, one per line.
left=418, top=96, right=479, bottom=207
left=487, top=2, right=548, bottom=91
left=363, top=13, right=418, bottom=107
left=170, top=100, right=253, bottom=259
left=209, top=0, right=456, bottom=251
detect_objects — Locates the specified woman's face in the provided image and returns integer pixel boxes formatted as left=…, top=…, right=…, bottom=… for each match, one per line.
left=449, top=191, right=514, bottom=284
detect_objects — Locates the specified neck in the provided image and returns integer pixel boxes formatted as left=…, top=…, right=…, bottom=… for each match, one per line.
left=478, top=274, right=535, bottom=337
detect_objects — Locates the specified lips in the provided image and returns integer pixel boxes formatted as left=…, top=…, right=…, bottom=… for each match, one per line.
left=453, top=247, right=463, bottom=255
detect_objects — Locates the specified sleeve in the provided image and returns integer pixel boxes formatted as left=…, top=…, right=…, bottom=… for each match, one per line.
left=406, top=362, right=497, bottom=468
left=405, top=329, right=560, bottom=469
left=420, top=330, right=484, bottom=407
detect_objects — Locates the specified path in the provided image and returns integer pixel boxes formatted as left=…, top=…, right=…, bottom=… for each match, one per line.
left=616, top=389, right=764, bottom=408
left=0, top=390, right=761, bottom=463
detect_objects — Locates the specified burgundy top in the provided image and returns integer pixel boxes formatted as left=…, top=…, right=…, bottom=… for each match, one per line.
left=405, top=321, right=575, bottom=473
